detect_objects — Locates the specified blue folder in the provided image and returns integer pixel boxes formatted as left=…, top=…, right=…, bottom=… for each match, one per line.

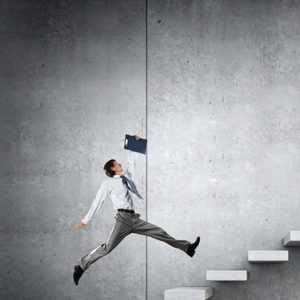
left=124, top=134, right=147, bottom=154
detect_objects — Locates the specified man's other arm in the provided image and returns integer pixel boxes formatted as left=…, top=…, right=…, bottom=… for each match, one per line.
left=75, top=181, right=109, bottom=229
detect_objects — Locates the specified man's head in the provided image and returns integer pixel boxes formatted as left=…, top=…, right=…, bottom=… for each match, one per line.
left=103, top=159, right=123, bottom=177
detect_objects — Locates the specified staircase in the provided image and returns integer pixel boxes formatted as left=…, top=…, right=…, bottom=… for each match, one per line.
left=164, top=230, right=300, bottom=299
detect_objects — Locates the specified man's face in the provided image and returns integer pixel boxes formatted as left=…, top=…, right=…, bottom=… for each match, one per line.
left=111, top=160, right=123, bottom=174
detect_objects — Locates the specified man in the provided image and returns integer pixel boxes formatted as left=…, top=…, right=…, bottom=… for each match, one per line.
left=73, top=134, right=200, bottom=285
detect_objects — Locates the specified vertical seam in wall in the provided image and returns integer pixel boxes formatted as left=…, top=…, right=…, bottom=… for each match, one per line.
left=145, top=0, right=148, bottom=300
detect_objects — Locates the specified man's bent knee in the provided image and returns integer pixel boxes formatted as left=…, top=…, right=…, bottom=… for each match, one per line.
left=102, top=242, right=115, bottom=254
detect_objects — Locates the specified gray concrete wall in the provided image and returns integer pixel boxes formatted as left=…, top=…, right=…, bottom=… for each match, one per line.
left=1, top=1, right=300, bottom=300
left=1, top=1, right=146, bottom=299
left=148, top=1, right=300, bottom=300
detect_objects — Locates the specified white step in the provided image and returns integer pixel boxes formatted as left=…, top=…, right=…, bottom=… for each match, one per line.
left=164, top=287, right=213, bottom=300
left=248, top=250, right=288, bottom=262
left=283, top=231, right=300, bottom=246
left=206, top=270, right=248, bottom=281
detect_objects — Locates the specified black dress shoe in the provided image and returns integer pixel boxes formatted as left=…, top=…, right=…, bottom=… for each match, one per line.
left=186, top=236, right=200, bottom=257
left=73, top=265, right=84, bottom=286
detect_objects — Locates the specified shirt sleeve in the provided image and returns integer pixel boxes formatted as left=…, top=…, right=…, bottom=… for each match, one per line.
left=81, top=181, right=109, bottom=225
left=125, top=150, right=137, bottom=181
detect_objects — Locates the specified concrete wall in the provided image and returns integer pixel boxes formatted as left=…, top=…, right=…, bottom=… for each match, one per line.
left=1, top=1, right=146, bottom=299
left=1, top=0, right=300, bottom=300
left=147, top=1, right=300, bottom=300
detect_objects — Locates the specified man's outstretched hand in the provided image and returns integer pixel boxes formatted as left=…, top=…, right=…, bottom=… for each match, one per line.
left=74, top=219, right=87, bottom=230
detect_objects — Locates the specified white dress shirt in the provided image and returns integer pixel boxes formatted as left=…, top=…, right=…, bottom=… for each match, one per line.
left=81, top=151, right=140, bottom=225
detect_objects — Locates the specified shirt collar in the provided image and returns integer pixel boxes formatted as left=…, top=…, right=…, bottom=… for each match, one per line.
left=113, top=171, right=125, bottom=179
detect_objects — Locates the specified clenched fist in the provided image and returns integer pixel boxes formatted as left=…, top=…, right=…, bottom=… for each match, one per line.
left=74, top=219, right=87, bottom=230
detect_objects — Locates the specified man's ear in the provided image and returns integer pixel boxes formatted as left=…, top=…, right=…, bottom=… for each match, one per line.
left=110, top=162, right=116, bottom=171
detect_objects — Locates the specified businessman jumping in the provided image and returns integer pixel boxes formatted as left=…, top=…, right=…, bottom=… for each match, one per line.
left=73, top=134, right=200, bottom=285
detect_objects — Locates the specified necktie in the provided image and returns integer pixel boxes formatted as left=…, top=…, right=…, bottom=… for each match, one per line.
left=120, top=175, right=143, bottom=199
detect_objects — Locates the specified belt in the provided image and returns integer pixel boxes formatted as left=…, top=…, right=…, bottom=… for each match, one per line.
left=118, top=209, right=135, bottom=213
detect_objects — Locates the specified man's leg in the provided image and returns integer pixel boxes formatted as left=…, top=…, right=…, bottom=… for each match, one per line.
left=132, top=216, right=191, bottom=253
left=78, top=216, right=132, bottom=271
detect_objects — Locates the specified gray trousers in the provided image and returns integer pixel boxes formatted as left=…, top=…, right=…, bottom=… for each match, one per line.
left=78, top=211, right=191, bottom=271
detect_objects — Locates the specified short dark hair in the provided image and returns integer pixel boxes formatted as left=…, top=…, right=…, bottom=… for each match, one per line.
left=103, top=159, right=116, bottom=177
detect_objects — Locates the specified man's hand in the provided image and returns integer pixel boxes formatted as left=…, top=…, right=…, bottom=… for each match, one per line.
left=134, top=134, right=141, bottom=140
left=74, top=219, right=87, bottom=230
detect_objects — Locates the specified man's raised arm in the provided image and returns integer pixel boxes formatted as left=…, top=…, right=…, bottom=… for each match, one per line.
left=124, top=134, right=141, bottom=181
left=125, top=150, right=138, bottom=181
